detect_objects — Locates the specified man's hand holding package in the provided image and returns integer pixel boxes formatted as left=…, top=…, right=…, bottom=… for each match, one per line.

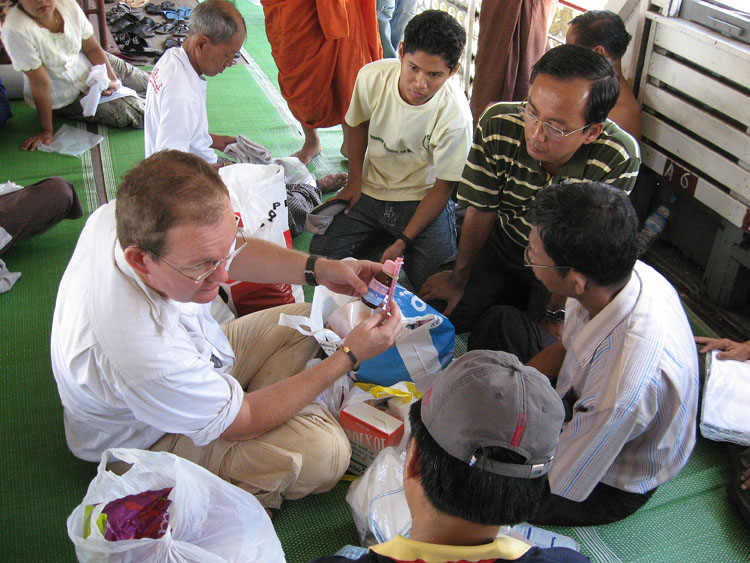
left=317, top=258, right=384, bottom=297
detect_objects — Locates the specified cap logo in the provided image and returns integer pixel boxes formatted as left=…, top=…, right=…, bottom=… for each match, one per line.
left=510, top=413, right=527, bottom=447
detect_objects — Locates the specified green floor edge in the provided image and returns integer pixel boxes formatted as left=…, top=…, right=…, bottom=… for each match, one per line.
left=1, top=0, right=749, bottom=561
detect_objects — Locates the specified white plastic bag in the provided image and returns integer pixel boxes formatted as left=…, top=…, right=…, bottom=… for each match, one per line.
left=218, top=163, right=303, bottom=314
left=67, top=448, right=285, bottom=562
left=346, top=447, right=411, bottom=546
left=274, top=156, right=316, bottom=187
left=700, top=350, right=750, bottom=445
left=38, top=124, right=103, bottom=157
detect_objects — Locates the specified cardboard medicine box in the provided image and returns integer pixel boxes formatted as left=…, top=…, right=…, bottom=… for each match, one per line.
left=339, top=401, right=405, bottom=475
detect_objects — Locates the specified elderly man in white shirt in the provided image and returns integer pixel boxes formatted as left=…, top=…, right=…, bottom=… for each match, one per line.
left=469, top=181, right=698, bottom=526
left=144, top=0, right=242, bottom=168
left=50, top=150, right=402, bottom=509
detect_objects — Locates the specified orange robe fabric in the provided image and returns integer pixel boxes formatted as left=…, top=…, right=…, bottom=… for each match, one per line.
left=262, top=0, right=382, bottom=129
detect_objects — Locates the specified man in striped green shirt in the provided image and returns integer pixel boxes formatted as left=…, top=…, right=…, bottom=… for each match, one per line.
left=421, top=45, right=640, bottom=338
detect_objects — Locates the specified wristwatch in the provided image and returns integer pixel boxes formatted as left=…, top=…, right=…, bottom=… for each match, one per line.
left=304, top=254, right=320, bottom=286
left=544, top=308, right=566, bottom=323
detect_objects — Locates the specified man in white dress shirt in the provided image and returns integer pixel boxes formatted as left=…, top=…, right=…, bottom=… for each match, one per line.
left=473, top=181, right=699, bottom=526
left=50, top=150, right=402, bottom=508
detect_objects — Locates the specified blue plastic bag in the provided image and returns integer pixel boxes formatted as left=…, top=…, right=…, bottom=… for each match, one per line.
left=279, top=283, right=455, bottom=388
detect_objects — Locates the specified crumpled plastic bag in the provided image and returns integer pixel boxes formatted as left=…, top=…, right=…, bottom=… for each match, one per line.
left=38, top=124, right=103, bottom=157
left=346, top=447, right=411, bottom=546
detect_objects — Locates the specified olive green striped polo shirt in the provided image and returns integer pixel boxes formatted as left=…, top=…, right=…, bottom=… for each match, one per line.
left=457, top=102, right=641, bottom=248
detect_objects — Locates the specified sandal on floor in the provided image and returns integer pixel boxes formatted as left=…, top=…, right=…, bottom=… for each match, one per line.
left=144, top=2, right=162, bottom=15
left=159, top=1, right=174, bottom=9
left=176, top=6, right=191, bottom=19
left=109, top=13, right=140, bottom=33
left=152, top=21, right=174, bottom=34
left=118, top=33, right=162, bottom=57
left=164, top=36, right=183, bottom=49
left=172, top=20, right=189, bottom=37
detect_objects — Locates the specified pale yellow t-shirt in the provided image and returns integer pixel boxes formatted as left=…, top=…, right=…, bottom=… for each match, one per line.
left=345, top=59, right=472, bottom=202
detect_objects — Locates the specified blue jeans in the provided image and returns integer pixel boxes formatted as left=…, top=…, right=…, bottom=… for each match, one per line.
left=377, top=0, right=418, bottom=58
left=309, top=193, right=456, bottom=292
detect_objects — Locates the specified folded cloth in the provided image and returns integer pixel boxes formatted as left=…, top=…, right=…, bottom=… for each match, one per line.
left=223, top=135, right=273, bottom=164
left=0, top=258, right=21, bottom=293
left=287, top=182, right=321, bottom=237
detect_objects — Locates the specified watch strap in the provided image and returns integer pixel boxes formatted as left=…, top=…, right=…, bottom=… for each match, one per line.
left=544, top=308, right=566, bottom=322
left=396, top=232, right=413, bottom=249
left=339, top=345, right=360, bottom=371
left=304, top=254, right=320, bottom=286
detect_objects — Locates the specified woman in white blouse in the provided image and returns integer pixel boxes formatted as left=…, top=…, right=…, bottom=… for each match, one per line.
left=1, top=0, right=149, bottom=150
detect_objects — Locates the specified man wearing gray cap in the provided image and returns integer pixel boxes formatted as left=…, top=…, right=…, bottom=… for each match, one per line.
left=311, top=350, right=588, bottom=563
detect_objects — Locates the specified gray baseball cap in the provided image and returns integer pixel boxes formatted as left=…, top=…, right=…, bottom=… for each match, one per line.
left=422, top=350, right=564, bottom=479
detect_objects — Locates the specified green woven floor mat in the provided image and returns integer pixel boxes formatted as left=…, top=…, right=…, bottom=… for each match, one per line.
left=543, top=437, right=750, bottom=562
left=274, top=480, right=361, bottom=563
left=1, top=163, right=97, bottom=562
left=1, top=102, right=99, bottom=215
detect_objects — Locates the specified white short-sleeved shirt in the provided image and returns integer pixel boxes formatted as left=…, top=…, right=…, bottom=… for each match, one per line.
left=549, top=261, right=699, bottom=501
left=345, top=59, right=472, bottom=202
left=1, top=0, right=93, bottom=108
left=144, top=47, right=216, bottom=162
left=50, top=202, right=243, bottom=462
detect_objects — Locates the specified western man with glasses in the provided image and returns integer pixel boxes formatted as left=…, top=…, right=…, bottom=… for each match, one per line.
left=420, top=44, right=640, bottom=340
left=50, top=150, right=403, bottom=510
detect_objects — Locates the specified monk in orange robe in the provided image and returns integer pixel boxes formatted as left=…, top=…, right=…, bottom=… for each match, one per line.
left=262, top=0, right=382, bottom=164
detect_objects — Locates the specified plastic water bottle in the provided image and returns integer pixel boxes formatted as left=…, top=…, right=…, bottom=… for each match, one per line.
left=636, top=195, right=677, bottom=255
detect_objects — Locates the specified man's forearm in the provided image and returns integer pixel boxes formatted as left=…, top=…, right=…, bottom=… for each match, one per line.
left=401, top=179, right=454, bottom=241
left=223, top=348, right=356, bottom=440
left=346, top=120, right=369, bottom=185
left=227, top=238, right=309, bottom=285
left=451, top=206, right=497, bottom=286
left=526, top=340, right=566, bottom=385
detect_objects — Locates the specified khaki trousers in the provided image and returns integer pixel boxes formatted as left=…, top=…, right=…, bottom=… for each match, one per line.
left=149, top=303, right=351, bottom=508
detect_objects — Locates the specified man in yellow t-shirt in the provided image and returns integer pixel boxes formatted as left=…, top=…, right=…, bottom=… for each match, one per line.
left=309, top=10, right=472, bottom=292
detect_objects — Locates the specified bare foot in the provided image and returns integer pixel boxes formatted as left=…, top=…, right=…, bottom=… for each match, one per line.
left=317, top=172, right=348, bottom=194
left=292, top=143, right=321, bottom=165
left=294, top=125, right=322, bottom=165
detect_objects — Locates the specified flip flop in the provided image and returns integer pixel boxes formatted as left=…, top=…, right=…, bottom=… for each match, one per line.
left=176, top=6, right=191, bottom=19
left=144, top=2, right=162, bottom=15
left=110, top=13, right=140, bottom=33
left=162, top=8, right=179, bottom=20
left=118, top=33, right=162, bottom=57
left=164, top=36, right=183, bottom=49
left=152, top=21, right=174, bottom=34
left=159, top=1, right=174, bottom=9
left=172, top=21, right=189, bottom=37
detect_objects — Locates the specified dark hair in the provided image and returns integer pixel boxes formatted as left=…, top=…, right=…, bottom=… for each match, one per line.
left=530, top=44, right=619, bottom=125
left=526, top=182, right=638, bottom=287
left=569, top=10, right=632, bottom=61
left=402, top=9, right=466, bottom=69
left=116, top=150, right=230, bottom=257
left=188, top=0, right=246, bottom=43
left=409, top=400, right=545, bottom=526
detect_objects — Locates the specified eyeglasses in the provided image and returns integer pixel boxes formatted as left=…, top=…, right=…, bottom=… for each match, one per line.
left=157, top=225, right=248, bottom=284
left=519, top=102, right=590, bottom=141
left=523, top=245, right=569, bottom=270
